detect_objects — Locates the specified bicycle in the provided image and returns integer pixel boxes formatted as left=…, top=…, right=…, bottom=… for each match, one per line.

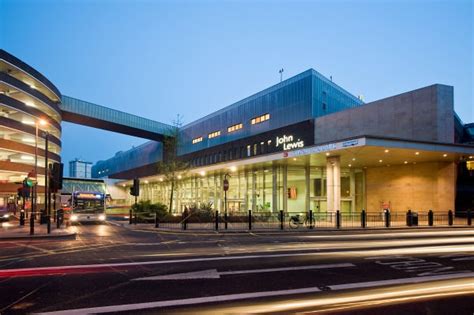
left=288, top=214, right=310, bottom=229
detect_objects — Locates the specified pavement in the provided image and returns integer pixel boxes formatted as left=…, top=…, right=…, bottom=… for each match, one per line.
left=0, top=221, right=76, bottom=240
left=0, top=222, right=472, bottom=314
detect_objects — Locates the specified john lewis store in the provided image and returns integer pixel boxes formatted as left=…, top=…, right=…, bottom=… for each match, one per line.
left=108, top=75, right=474, bottom=215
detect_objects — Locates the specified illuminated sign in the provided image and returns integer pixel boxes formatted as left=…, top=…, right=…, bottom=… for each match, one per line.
left=75, top=193, right=103, bottom=199
left=286, top=138, right=366, bottom=158
left=276, top=135, right=305, bottom=151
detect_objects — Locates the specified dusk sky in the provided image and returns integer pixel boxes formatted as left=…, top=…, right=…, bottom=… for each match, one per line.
left=1, top=0, right=472, bottom=174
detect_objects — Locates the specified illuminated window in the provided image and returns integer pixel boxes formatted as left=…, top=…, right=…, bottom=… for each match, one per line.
left=227, top=123, right=243, bottom=133
left=251, top=113, right=270, bottom=125
left=192, top=137, right=203, bottom=144
left=208, top=130, right=221, bottom=139
left=467, top=161, right=474, bottom=171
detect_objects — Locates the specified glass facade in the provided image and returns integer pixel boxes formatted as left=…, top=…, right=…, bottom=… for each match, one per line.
left=131, top=163, right=366, bottom=214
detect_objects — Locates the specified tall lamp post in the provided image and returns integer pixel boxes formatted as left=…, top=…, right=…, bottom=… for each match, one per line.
left=31, top=119, right=48, bottom=235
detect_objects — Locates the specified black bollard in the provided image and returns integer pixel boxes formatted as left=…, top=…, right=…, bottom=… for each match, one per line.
left=407, top=210, right=412, bottom=227
left=248, top=210, right=252, bottom=230
left=215, top=210, right=219, bottom=231
left=428, top=209, right=434, bottom=226
left=155, top=212, right=159, bottom=228
left=361, top=209, right=366, bottom=228
left=336, top=210, right=341, bottom=229
left=448, top=210, right=453, bottom=226
left=129, top=209, right=132, bottom=225
left=280, top=210, right=284, bottom=230
left=309, top=210, right=313, bottom=229
left=467, top=209, right=472, bottom=226
left=47, top=215, right=51, bottom=234
left=384, top=210, right=390, bottom=228
left=19, top=210, right=25, bottom=226
left=224, top=211, right=228, bottom=230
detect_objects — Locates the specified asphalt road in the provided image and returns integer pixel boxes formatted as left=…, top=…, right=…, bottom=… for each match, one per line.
left=0, top=223, right=473, bottom=314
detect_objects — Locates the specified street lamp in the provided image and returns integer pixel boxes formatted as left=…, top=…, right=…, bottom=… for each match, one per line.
left=31, top=119, right=48, bottom=235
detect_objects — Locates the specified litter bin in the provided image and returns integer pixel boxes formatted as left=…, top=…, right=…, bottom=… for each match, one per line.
left=412, top=212, right=419, bottom=226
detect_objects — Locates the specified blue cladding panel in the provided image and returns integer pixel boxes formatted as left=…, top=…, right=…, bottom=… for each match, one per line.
left=92, top=141, right=163, bottom=178
left=178, top=69, right=363, bottom=155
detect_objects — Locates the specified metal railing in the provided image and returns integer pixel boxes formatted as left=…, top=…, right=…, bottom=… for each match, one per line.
left=127, top=209, right=473, bottom=231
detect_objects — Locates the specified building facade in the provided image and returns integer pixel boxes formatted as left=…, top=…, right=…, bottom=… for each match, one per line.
left=0, top=50, right=62, bottom=207
left=93, top=71, right=474, bottom=215
left=69, top=159, right=93, bottom=178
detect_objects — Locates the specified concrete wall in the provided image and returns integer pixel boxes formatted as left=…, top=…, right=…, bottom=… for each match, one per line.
left=314, top=84, right=454, bottom=144
left=365, top=162, right=456, bottom=213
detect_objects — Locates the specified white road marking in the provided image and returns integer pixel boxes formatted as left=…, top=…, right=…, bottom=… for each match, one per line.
left=34, top=287, right=323, bottom=315
left=2, top=244, right=473, bottom=276
left=132, top=263, right=355, bottom=280
left=327, top=272, right=474, bottom=290
left=34, top=272, right=474, bottom=315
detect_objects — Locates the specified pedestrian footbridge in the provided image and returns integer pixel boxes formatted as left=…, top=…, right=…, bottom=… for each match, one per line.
left=61, top=96, right=174, bottom=141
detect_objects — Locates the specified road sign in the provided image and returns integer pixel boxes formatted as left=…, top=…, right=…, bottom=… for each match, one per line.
left=223, top=179, right=229, bottom=191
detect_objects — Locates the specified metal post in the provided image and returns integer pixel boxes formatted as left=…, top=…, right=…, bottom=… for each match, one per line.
left=336, top=210, right=341, bottom=229
left=129, top=209, right=132, bottom=225
left=448, top=210, right=453, bottom=226
left=53, top=193, right=56, bottom=222
left=407, top=210, right=412, bottom=227
left=467, top=209, right=472, bottom=226
left=361, top=209, right=366, bottom=228
left=20, top=210, right=25, bottom=226
left=428, top=209, right=434, bottom=226
left=280, top=210, right=284, bottom=230
left=384, top=210, right=390, bottom=228
left=57, top=210, right=60, bottom=229
left=309, top=210, right=313, bottom=229
left=44, top=132, right=49, bottom=218
left=134, top=195, right=137, bottom=225
left=47, top=215, right=51, bottom=234
left=155, top=212, right=159, bottom=228
left=215, top=210, right=219, bottom=231
left=248, top=209, right=252, bottom=230
left=224, top=209, right=228, bottom=230
left=224, top=189, right=228, bottom=230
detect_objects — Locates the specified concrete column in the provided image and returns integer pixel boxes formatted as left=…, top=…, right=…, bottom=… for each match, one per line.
left=272, top=163, right=278, bottom=212
left=326, top=159, right=334, bottom=213
left=333, top=157, right=341, bottom=212
left=252, top=171, right=257, bottom=211
left=305, top=164, right=310, bottom=212
left=283, top=164, right=288, bottom=212
left=350, top=169, right=356, bottom=213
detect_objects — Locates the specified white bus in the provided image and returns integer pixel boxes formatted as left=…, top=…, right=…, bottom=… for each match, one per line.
left=70, top=191, right=106, bottom=223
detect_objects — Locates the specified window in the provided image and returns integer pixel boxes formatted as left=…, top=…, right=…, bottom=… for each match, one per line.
left=192, top=137, right=203, bottom=144
left=208, top=130, right=221, bottom=139
left=228, top=123, right=243, bottom=133
left=251, top=113, right=270, bottom=125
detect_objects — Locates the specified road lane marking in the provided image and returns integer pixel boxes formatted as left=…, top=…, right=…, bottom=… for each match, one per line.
left=132, top=263, right=355, bottom=280
left=34, top=287, right=323, bottom=315
left=34, top=273, right=474, bottom=315
left=2, top=244, right=474, bottom=277
left=326, top=272, right=474, bottom=290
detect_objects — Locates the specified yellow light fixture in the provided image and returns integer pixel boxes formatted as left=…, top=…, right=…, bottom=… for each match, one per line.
left=415, top=152, right=420, bottom=155
left=230, top=166, right=237, bottom=172
left=443, top=154, right=447, bottom=157
left=379, top=160, right=383, bottom=163
left=199, top=171, right=206, bottom=176
left=326, top=152, right=330, bottom=156
left=404, top=161, right=408, bottom=164
left=384, top=149, right=389, bottom=153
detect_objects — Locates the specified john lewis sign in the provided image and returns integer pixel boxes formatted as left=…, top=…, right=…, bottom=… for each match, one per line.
left=276, top=134, right=305, bottom=151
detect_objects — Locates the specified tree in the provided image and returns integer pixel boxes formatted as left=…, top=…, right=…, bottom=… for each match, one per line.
left=157, top=115, right=189, bottom=213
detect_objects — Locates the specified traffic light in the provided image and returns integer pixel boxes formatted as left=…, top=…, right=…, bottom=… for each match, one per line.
left=129, top=178, right=140, bottom=196
left=21, top=179, right=31, bottom=198
left=50, top=162, right=63, bottom=192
